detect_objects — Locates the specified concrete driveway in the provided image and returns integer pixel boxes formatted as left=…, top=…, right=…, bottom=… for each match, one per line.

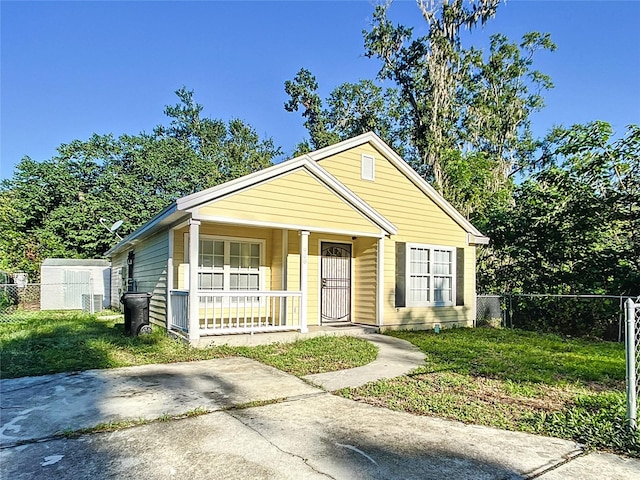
left=1, top=336, right=639, bottom=479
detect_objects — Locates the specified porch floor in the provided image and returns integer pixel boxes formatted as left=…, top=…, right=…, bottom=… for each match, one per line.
left=194, top=323, right=379, bottom=348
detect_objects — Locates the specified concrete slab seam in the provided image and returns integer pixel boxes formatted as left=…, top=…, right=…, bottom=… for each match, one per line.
left=523, top=448, right=586, bottom=479
left=225, top=408, right=338, bottom=480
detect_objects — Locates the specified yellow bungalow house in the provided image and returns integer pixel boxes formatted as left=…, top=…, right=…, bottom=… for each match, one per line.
left=105, top=133, right=489, bottom=344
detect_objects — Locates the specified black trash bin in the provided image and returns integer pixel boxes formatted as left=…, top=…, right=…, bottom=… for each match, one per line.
left=120, top=292, right=153, bottom=336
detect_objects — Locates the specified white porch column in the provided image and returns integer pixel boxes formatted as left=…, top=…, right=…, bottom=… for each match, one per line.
left=377, top=236, right=385, bottom=327
left=299, top=230, right=310, bottom=333
left=166, top=228, right=174, bottom=333
left=188, top=219, right=201, bottom=343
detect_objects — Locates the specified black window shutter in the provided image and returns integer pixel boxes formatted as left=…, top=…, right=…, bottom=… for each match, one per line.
left=456, top=247, right=465, bottom=306
left=395, top=242, right=406, bottom=308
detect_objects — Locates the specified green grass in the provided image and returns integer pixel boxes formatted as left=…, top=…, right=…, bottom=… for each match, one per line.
left=4, top=313, right=637, bottom=455
left=0, top=311, right=377, bottom=379
left=338, top=328, right=639, bottom=457
left=388, top=328, right=625, bottom=386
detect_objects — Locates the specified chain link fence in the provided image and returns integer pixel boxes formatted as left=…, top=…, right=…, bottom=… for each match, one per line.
left=478, top=293, right=640, bottom=426
left=625, top=298, right=640, bottom=428
left=0, top=284, right=40, bottom=321
left=475, top=295, right=504, bottom=328
left=477, top=294, right=636, bottom=342
left=0, top=283, right=109, bottom=322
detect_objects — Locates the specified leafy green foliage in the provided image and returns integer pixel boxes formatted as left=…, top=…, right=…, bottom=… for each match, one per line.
left=523, top=392, right=640, bottom=456
left=507, top=296, right=623, bottom=341
left=479, top=122, right=640, bottom=296
left=284, top=68, right=413, bottom=159
left=362, top=0, right=555, bottom=218
left=0, top=88, right=280, bottom=278
left=285, top=2, right=555, bottom=224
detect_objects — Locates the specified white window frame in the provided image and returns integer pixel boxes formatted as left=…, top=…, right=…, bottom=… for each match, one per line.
left=406, top=243, right=456, bottom=307
left=361, top=153, right=375, bottom=181
left=189, top=235, right=265, bottom=292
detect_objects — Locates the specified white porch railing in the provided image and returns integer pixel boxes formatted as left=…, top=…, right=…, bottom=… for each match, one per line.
left=170, top=290, right=303, bottom=336
left=170, top=290, right=189, bottom=332
left=197, top=290, right=302, bottom=335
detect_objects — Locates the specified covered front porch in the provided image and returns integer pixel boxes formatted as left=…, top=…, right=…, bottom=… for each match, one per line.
left=165, top=219, right=386, bottom=344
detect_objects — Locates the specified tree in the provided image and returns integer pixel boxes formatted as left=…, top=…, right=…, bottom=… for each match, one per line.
left=284, top=68, right=414, bottom=159
left=0, top=88, right=280, bottom=278
left=478, top=122, right=640, bottom=295
left=363, top=0, right=555, bottom=212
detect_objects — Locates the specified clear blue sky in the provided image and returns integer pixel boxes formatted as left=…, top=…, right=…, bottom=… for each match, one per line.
left=2, top=0, right=639, bottom=180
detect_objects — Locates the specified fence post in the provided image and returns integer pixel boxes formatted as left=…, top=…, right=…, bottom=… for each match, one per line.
left=626, top=298, right=637, bottom=429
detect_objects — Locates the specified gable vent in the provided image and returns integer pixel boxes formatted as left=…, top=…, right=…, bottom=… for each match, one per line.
left=361, top=154, right=375, bottom=181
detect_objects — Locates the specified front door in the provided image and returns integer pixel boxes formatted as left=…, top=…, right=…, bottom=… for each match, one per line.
left=321, top=242, right=352, bottom=323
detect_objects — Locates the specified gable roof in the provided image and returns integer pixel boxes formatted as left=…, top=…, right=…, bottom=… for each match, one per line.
left=178, top=155, right=397, bottom=235
left=106, top=133, right=488, bottom=257
left=106, top=155, right=397, bottom=257
left=305, top=132, right=489, bottom=244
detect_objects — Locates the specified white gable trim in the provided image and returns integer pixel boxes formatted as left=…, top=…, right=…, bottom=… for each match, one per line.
left=305, top=132, right=489, bottom=243
left=178, top=156, right=397, bottom=236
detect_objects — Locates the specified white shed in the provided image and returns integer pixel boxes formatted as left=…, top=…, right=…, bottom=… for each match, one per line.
left=40, top=259, right=111, bottom=311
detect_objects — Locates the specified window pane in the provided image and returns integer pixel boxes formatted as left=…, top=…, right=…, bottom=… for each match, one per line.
left=200, top=255, right=213, bottom=268
left=200, top=240, right=213, bottom=255
left=433, top=249, right=451, bottom=274
left=199, top=273, right=212, bottom=290
left=410, top=247, right=429, bottom=275
left=214, top=241, right=224, bottom=267
left=248, top=274, right=259, bottom=290
left=230, top=274, right=239, bottom=290
left=434, top=276, right=452, bottom=303
left=251, top=243, right=260, bottom=257
left=213, top=273, right=223, bottom=290
left=409, top=275, right=429, bottom=302
left=230, top=242, right=240, bottom=256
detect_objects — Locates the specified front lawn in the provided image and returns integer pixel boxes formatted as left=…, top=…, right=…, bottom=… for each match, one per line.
left=339, top=328, right=639, bottom=457
left=0, top=311, right=377, bottom=378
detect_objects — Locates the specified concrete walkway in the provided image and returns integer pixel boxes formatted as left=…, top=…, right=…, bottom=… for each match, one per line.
left=303, top=334, right=426, bottom=390
left=1, top=333, right=639, bottom=479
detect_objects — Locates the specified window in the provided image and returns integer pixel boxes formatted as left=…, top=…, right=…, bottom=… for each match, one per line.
left=361, top=154, right=375, bottom=181
left=197, top=238, right=262, bottom=292
left=405, top=243, right=455, bottom=307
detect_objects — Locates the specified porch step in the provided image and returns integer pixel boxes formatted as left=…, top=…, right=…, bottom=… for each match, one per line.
left=196, top=323, right=378, bottom=347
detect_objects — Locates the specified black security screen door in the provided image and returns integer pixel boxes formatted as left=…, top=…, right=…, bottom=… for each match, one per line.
left=321, top=243, right=352, bottom=322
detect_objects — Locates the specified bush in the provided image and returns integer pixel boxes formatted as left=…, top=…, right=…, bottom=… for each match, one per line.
left=507, top=296, right=622, bottom=341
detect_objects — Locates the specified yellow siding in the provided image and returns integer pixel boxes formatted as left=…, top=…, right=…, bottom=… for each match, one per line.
left=196, top=169, right=380, bottom=235
left=270, top=229, right=283, bottom=291
left=319, top=143, right=476, bottom=328
left=354, top=237, right=377, bottom=325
